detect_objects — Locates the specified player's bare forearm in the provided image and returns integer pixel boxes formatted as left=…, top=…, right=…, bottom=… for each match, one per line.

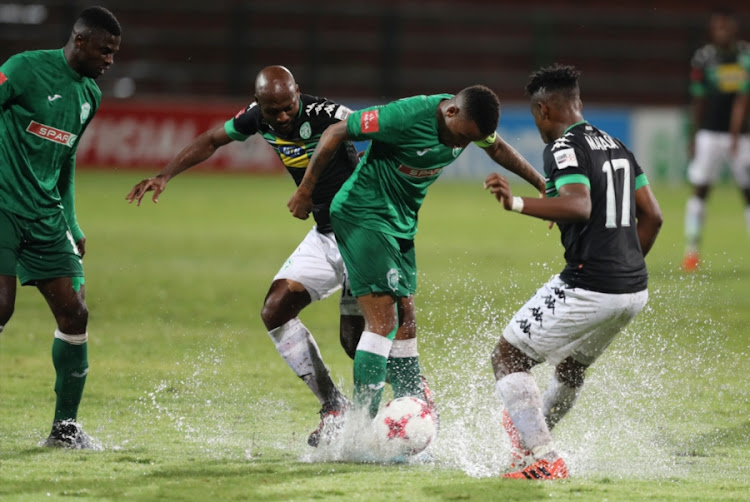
left=126, top=126, right=231, bottom=205
left=485, top=137, right=546, bottom=193
left=288, top=122, right=349, bottom=219
left=485, top=173, right=589, bottom=222
left=635, top=185, right=663, bottom=257
left=729, top=94, right=749, bottom=142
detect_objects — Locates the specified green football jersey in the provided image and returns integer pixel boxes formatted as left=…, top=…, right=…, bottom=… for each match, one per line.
left=0, top=49, right=101, bottom=240
left=331, top=94, right=463, bottom=239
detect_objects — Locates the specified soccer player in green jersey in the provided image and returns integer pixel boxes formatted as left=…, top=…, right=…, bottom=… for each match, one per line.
left=288, top=87, right=546, bottom=420
left=0, top=6, right=121, bottom=448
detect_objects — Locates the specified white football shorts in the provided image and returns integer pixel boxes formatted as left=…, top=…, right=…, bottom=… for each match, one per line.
left=273, top=227, right=361, bottom=316
left=502, top=275, right=648, bottom=367
left=688, top=130, right=750, bottom=187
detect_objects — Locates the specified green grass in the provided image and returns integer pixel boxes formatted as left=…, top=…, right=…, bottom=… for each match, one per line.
left=1, top=170, right=749, bottom=501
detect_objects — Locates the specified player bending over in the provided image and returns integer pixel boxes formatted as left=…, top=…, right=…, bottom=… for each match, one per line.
left=126, top=66, right=363, bottom=447
left=484, top=64, right=663, bottom=480
left=288, top=86, right=545, bottom=421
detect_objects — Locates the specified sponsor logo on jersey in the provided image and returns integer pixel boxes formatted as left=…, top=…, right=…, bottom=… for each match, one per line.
left=553, top=148, right=578, bottom=169
left=0, top=71, right=7, bottom=85
left=48, top=94, right=62, bottom=102
left=398, top=165, right=443, bottom=178
left=299, top=121, right=312, bottom=139
left=80, top=102, right=91, bottom=123
left=26, top=120, right=77, bottom=147
left=416, top=148, right=431, bottom=156
left=275, top=139, right=309, bottom=168
left=715, top=63, right=743, bottom=92
left=334, top=105, right=351, bottom=121
left=361, top=110, right=379, bottom=133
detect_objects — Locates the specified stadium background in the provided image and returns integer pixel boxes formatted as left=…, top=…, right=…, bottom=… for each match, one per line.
left=1, top=0, right=749, bottom=180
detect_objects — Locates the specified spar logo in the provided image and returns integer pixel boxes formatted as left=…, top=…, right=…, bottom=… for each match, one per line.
left=26, top=121, right=77, bottom=147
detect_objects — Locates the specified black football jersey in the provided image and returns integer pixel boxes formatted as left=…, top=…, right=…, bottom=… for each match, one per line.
left=544, top=121, right=649, bottom=294
left=226, top=94, right=359, bottom=233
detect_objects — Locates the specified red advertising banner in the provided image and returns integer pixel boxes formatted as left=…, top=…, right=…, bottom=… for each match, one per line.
left=76, top=100, right=285, bottom=172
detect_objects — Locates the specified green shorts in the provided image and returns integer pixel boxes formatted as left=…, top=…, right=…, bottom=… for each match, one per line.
left=331, top=215, right=416, bottom=298
left=0, top=208, right=85, bottom=286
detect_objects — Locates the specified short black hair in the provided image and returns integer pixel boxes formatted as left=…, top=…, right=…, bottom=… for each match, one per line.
left=525, top=64, right=581, bottom=100
left=710, top=7, right=736, bottom=18
left=458, top=85, right=500, bottom=137
left=75, top=6, right=121, bottom=36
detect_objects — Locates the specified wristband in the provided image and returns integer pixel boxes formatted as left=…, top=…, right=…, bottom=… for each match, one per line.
left=511, top=196, right=524, bottom=213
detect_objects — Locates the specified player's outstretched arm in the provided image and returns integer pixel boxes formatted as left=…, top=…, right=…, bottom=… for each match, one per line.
left=635, top=184, right=663, bottom=257
left=481, top=135, right=546, bottom=194
left=126, top=125, right=233, bottom=206
left=484, top=173, right=590, bottom=222
left=288, top=121, right=350, bottom=219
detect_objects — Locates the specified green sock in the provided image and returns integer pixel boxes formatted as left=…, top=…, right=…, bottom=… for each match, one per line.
left=387, top=356, right=422, bottom=399
left=353, top=350, right=388, bottom=418
left=52, top=338, right=89, bottom=422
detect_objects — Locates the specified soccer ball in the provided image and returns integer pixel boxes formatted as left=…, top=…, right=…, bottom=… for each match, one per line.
left=373, top=396, right=437, bottom=460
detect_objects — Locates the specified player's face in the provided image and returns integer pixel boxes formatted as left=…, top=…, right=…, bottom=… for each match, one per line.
left=73, top=30, right=120, bottom=79
left=709, top=14, right=737, bottom=47
left=438, top=113, right=484, bottom=149
left=258, top=90, right=300, bottom=135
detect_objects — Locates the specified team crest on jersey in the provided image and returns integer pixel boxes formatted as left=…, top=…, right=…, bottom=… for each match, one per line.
left=452, top=147, right=462, bottom=158
left=80, top=103, right=91, bottom=124
left=299, top=121, right=312, bottom=139
left=553, top=148, right=578, bottom=169
left=386, top=268, right=400, bottom=292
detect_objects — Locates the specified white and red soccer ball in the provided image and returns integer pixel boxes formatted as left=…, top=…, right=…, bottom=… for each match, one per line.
left=373, top=396, right=438, bottom=459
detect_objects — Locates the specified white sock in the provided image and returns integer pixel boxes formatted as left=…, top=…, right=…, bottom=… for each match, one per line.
left=684, top=196, right=705, bottom=251
left=268, top=318, right=339, bottom=406
left=542, top=376, right=582, bottom=431
left=389, top=338, right=418, bottom=358
left=497, top=372, right=557, bottom=461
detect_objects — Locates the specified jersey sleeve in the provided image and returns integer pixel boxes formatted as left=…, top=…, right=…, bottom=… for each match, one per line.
left=303, top=98, right=352, bottom=127
left=0, top=54, right=26, bottom=106
left=739, top=48, right=750, bottom=95
left=545, top=142, right=590, bottom=196
left=346, top=100, right=409, bottom=142
left=224, top=102, right=261, bottom=141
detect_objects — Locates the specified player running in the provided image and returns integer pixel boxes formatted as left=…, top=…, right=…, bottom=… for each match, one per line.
left=0, top=6, right=121, bottom=448
left=683, top=8, right=750, bottom=271
left=484, top=64, right=663, bottom=480
left=288, top=86, right=545, bottom=420
left=126, top=66, right=363, bottom=447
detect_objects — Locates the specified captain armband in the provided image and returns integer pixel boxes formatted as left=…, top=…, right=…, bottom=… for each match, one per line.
left=473, top=131, right=497, bottom=148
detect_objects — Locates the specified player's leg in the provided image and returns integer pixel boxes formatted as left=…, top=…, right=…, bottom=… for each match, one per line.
left=37, top=276, right=95, bottom=448
left=0, top=209, right=21, bottom=333
left=386, top=295, right=421, bottom=398
left=338, top=269, right=363, bottom=360
left=542, top=357, right=586, bottom=431
left=684, top=130, right=723, bottom=270
left=352, top=292, right=398, bottom=417
left=261, top=229, right=348, bottom=414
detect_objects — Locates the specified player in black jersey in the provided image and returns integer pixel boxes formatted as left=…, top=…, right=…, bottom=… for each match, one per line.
left=126, top=66, right=364, bottom=446
left=683, top=8, right=750, bottom=271
left=483, top=64, right=663, bottom=480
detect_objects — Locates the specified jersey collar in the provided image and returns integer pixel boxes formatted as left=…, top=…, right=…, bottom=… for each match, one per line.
left=563, top=120, right=587, bottom=134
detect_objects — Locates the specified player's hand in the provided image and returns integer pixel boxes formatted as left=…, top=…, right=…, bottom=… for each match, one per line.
left=76, top=237, right=86, bottom=259
left=287, top=187, right=313, bottom=219
left=126, top=176, right=168, bottom=206
left=483, top=172, right=513, bottom=211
